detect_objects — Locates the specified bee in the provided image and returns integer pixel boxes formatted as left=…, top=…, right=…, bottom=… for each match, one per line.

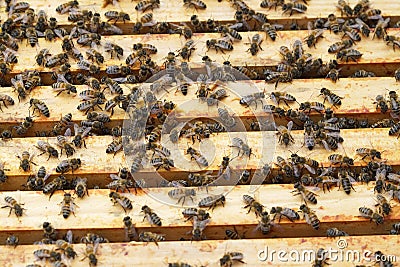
left=282, top=3, right=307, bottom=16
left=81, top=242, right=99, bottom=267
left=29, top=99, right=50, bottom=117
left=217, top=25, right=242, bottom=42
left=207, top=88, right=228, bottom=106
left=141, top=205, right=163, bottom=226
left=229, top=137, right=253, bottom=158
left=35, top=48, right=51, bottom=66
left=353, top=0, right=370, bottom=15
left=56, top=133, right=75, bottom=158
left=85, top=49, right=104, bottom=64
left=355, top=147, right=382, bottom=161
left=56, top=0, right=79, bottom=14
left=190, top=216, right=210, bottom=241
left=11, top=76, right=26, bottom=102
left=42, top=221, right=57, bottom=240
left=219, top=252, right=245, bottom=267
left=198, top=194, right=226, bottom=211
left=299, top=101, right=326, bottom=113
left=55, top=238, right=77, bottom=259
left=2, top=196, right=25, bottom=218
left=177, top=40, right=196, bottom=61
left=77, top=33, right=101, bottom=47
left=326, top=227, right=349, bottom=237
left=328, top=154, right=354, bottom=167
left=150, top=155, right=175, bottom=170
left=0, top=94, right=14, bottom=112
left=72, top=177, right=88, bottom=198
left=326, top=68, right=340, bottom=82
left=104, top=11, right=130, bottom=24
left=104, top=42, right=124, bottom=59
left=167, top=188, right=196, bottom=206
left=246, top=34, right=263, bottom=56
left=59, top=193, right=77, bottom=219
left=270, top=206, right=300, bottom=222
left=77, top=60, right=100, bottom=75
left=292, top=182, right=318, bottom=204
left=260, top=0, right=284, bottom=9
left=80, top=233, right=109, bottom=244
left=305, top=23, right=324, bottom=48
left=336, top=0, right=352, bottom=16
left=109, top=192, right=133, bottom=213
left=77, top=97, right=105, bottom=114
left=123, top=216, right=137, bottom=241
left=45, top=53, right=69, bottom=68
left=52, top=113, right=72, bottom=136
left=261, top=23, right=278, bottom=41
left=275, top=121, right=294, bottom=146
left=6, top=234, right=19, bottom=247
left=218, top=107, right=237, bottom=129
left=206, top=39, right=233, bottom=53
left=324, top=14, right=344, bottom=34
left=375, top=194, right=391, bottom=216
left=256, top=211, right=272, bottom=235
left=337, top=169, right=356, bottom=194
left=25, top=27, right=38, bottom=47
left=275, top=156, right=294, bottom=177
left=17, top=151, right=36, bottom=172
left=270, top=91, right=297, bottom=107
left=33, top=249, right=53, bottom=260
left=319, top=88, right=343, bottom=107
left=186, top=147, right=208, bottom=167
left=242, top=195, right=264, bottom=217
left=183, top=0, right=206, bottom=10
left=135, top=0, right=160, bottom=12
left=35, top=140, right=59, bottom=160
left=56, top=158, right=82, bottom=173
left=359, top=206, right=384, bottom=225
left=336, top=49, right=362, bottom=62
left=299, top=204, right=320, bottom=230
left=138, top=232, right=165, bottom=247
left=43, top=175, right=66, bottom=200
left=182, top=208, right=210, bottom=222
left=328, top=39, right=354, bottom=54
left=373, top=17, right=390, bottom=40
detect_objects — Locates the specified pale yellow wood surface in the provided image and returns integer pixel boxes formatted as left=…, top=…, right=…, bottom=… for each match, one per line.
left=0, top=128, right=398, bottom=190
left=0, top=77, right=396, bottom=137
left=6, top=29, right=400, bottom=85
left=10, top=0, right=400, bottom=33
left=2, top=236, right=400, bottom=267
left=0, top=185, right=398, bottom=244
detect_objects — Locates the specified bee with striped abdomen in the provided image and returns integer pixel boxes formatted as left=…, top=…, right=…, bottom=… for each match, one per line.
left=292, top=182, right=318, bottom=204
left=2, top=196, right=25, bottom=218
left=56, top=158, right=82, bottom=173
left=109, top=191, right=133, bottom=213
left=299, top=204, right=320, bottom=230
left=198, top=194, right=225, bottom=211
left=142, top=205, right=162, bottom=226
left=59, top=193, right=77, bottom=219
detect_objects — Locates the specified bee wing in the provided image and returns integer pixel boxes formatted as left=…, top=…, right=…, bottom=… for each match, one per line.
left=64, top=128, right=72, bottom=137
left=110, top=174, right=120, bottom=181
left=287, top=120, right=293, bottom=131
left=321, top=140, right=332, bottom=151
left=73, top=124, right=79, bottom=135
left=65, top=230, right=73, bottom=243
left=303, top=164, right=316, bottom=174
left=81, top=127, right=92, bottom=138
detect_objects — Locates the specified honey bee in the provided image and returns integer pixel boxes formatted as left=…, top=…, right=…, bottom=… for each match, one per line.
left=328, top=39, right=354, bottom=54
left=104, top=42, right=124, bottom=59
left=324, top=14, right=344, bottom=34
left=52, top=81, right=76, bottom=97
left=328, top=154, right=354, bottom=167
left=135, top=0, right=160, bottom=12
left=52, top=113, right=72, bottom=136
left=246, top=34, right=263, bottom=56
left=123, top=216, right=137, bottom=241
left=260, top=0, right=284, bottom=9
left=218, top=107, right=237, bottom=129
left=109, top=191, right=133, bottom=213
left=373, top=17, right=390, bottom=40
left=45, top=53, right=69, bottom=68
left=59, top=193, right=77, bottom=219
left=35, top=48, right=51, bottom=66
left=256, top=211, right=272, bottom=235
left=6, top=234, right=18, bottom=247
left=42, top=221, right=57, bottom=240
left=219, top=252, right=245, bottom=267
left=2, top=196, right=25, bottom=218
left=71, top=124, right=91, bottom=148
left=282, top=3, right=307, bottom=16
left=0, top=94, right=14, bottom=112
left=183, top=0, right=206, bottom=10
left=81, top=242, right=99, bottom=267
left=275, top=121, right=294, bottom=146
left=337, top=169, right=356, bottom=194
left=270, top=206, right=300, bottom=222
left=177, top=40, right=196, bottom=61
left=190, top=216, right=210, bottom=241
left=206, top=39, right=233, bottom=53
left=25, top=27, right=38, bottom=47
left=167, top=188, right=196, bottom=206
left=326, top=68, right=340, bottom=82
left=182, top=207, right=210, bottom=222
left=43, top=175, right=66, bottom=200
left=375, top=194, right=391, bottom=216
left=326, top=227, right=349, bottom=237
left=198, top=194, right=225, bottom=210
left=11, top=76, right=26, bottom=102
left=242, top=195, right=264, bottom=217
left=355, top=147, right=383, bottom=161
left=29, top=99, right=50, bottom=117
left=299, top=101, right=326, bottom=114
left=299, top=204, right=320, bottom=230
left=138, top=232, right=165, bottom=247
left=319, top=88, right=343, bottom=107
left=77, top=60, right=100, bottom=75
left=85, top=49, right=104, bottom=64
left=305, top=23, right=324, bottom=48
left=292, top=182, right=318, bottom=204
left=34, top=140, right=58, bottom=160
left=56, top=0, right=79, bottom=14
left=336, top=49, right=363, bottom=62
left=141, top=205, right=162, bottom=226
left=336, top=0, right=352, bottom=16
left=77, top=98, right=105, bottom=115
left=229, top=137, right=253, bottom=158
left=17, top=151, right=36, bottom=172
left=55, top=236, right=77, bottom=259
left=77, top=33, right=101, bottom=47
left=56, top=158, right=82, bottom=173
left=359, top=206, right=384, bottom=225
left=104, top=11, right=130, bottom=24
left=186, top=147, right=208, bottom=167
left=72, top=177, right=88, bottom=198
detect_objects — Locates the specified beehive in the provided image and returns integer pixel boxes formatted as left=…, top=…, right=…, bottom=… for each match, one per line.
left=1, top=0, right=400, bottom=266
